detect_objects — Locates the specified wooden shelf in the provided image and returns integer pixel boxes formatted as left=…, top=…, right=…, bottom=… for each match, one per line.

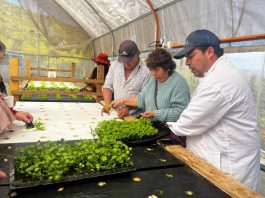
left=31, top=67, right=71, bottom=72
left=9, top=58, right=105, bottom=102
left=10, top=76, right=104, bottom=83
left=11, top=90, right=102, bottom=97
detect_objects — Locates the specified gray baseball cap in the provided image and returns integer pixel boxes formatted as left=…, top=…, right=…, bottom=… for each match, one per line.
left=118, top=40, right=140, bottom=64
left=174, top=29, right=221, bottom=59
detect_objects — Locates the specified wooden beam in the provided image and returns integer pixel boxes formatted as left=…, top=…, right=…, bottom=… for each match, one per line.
left=31, top=68, right=72, bottom=72
left=71, top=63, right=76, bottom=78
left=96, top=65, right=105, bottom=80
left=9, top=58, right=20, bottom=101
left=96, top=64, right=105, bottom=103
left=11, top=90, right=102, bottom=97
left=164, top=145, right=263, bottom=198
left=26, top=59, right=31, bottom=77
left=9, top=76, right=104, bottom=83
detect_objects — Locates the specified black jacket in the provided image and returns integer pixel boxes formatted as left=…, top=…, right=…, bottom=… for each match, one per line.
left=0, top=74, right=7, bottom=94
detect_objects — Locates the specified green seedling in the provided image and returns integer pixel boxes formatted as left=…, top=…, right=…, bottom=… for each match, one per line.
left=70, top=95, right=78, bottom=100
left=83, top=94, right=93, bottom=101
left=21, top=94, right=31, bottom=100
left=14, top=139, right=132, bottom=182
left=105, top=103, right=112, bottom=112
left=39, top=94, right=48, bottom=100
left=95, top=117, right=158, bottom=141
left=55, top=94, right=62, bottom=100
left=34, top=119, right=45, bottom=130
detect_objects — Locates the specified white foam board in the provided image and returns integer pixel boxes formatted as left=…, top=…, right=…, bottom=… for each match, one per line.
left=0, top=102, right=118, bottom=144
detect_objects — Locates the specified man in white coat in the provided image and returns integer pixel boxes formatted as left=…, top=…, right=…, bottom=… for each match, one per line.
left=167, top=29, right=260, bottom=191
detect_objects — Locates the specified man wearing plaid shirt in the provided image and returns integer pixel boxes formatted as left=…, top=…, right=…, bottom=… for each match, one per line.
left=102, top=40, right=150, bottom=118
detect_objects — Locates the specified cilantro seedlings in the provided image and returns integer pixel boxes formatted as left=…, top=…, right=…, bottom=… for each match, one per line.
left=33, top=119, right=45, bottom=131
left=95, top=117, right=158, bottom=141
left=83, top=94, right=93, bottom=101
left=14, top=139, right=133, bottom=182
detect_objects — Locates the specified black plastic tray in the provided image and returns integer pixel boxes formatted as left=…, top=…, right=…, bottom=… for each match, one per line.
left=125, top=120, right=171, bottom=145
left=10, top=164, right=136, bottom=190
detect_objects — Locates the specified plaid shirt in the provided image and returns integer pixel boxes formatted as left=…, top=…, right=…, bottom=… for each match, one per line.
left=103, top=60, right=150, bottom=100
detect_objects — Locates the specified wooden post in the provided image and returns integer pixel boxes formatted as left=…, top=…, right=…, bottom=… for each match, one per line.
left=71, top=63, right=76, bottom=79
left=9, top=58, right=19, bottom=101
left=96, top=65, right=104, bottom=80
left=26, top=59, right=31, bottom=77
left=96, top=64, right=104, bottom=102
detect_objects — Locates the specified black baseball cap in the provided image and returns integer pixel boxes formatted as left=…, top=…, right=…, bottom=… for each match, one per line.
left=174, top=29, right=221, bottom=59
left=118, top=40, right=140, bottom=64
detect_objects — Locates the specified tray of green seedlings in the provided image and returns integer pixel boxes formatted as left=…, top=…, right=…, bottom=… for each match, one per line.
left=20, top=81, right=95, bottom=102
left=95, top=117, right=171, bottom=144
left=10, top=138, right=134, bottom=190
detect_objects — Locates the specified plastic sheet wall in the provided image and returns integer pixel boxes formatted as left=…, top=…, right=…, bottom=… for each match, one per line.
left=93, top=0, right=265, bottom=55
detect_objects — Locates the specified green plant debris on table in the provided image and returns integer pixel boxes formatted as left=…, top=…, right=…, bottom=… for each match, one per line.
left=34, top=119, right=45, bottom=131
left=14, top=139, right=133, bottom=182
left=95, top=117, right=158, bottom=141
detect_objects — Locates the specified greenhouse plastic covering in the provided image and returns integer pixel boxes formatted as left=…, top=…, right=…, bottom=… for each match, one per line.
left=18, top=0, right=265, bottom=55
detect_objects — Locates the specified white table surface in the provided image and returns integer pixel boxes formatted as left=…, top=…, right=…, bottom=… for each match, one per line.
left=0, top=101, right=118, bottom=144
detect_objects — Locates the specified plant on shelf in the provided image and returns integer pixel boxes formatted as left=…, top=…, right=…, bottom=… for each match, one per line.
left=68, top=87, right=79, bottom=92
left=50, top=81, right=58, bottom=89
left=83, top=94, right=93, bottom=101
left=70, top=95, right=78, bottom=100
left=39, top=94, right=48, bottom=100
left=40, top=81, right=46, bottom=87
left=55, top=94, right=62, bottom=100
left=59, top=82, right=65, bottom=87
left=64, top=87, right=71, bottom=92
left=54, top=87, right=60, bottom=92
left=25, top=85, right=35, bottom=90
left=28, top=81, right=35, bottom=87
left=21, top=94, right=31, bottom=100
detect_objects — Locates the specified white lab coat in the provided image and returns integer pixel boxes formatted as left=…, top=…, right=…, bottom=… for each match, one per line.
left=167, top=56, right=260, bottom=191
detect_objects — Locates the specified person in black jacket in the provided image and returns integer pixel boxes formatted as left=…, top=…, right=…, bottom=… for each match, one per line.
left=0, top=41, right=7, bottom=94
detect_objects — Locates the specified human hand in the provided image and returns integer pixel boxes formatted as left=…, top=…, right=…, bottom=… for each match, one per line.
left=0, top=170, right=7, bottom=180
left=15, top=112, right=33, bottom=123
left=117, top=106, right=129, bottom=118
left=140, top=111, right=154, bottom=119
left=111, top=99, right=123, bottom=108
